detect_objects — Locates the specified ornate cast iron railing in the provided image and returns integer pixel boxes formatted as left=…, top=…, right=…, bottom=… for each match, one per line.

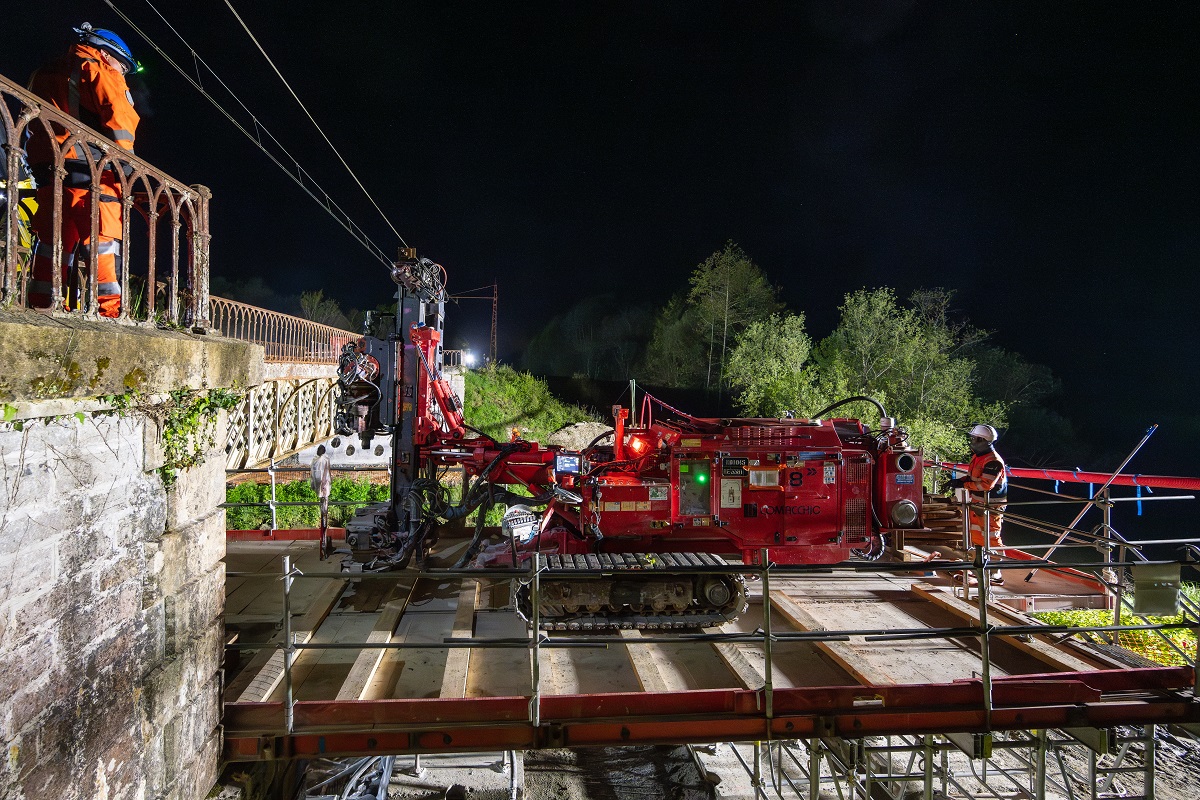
left=208, top=295, right=357, bottom=364
left=225, top=377, right=339, bottom=469
left=1, top=72, right=209, bottom=326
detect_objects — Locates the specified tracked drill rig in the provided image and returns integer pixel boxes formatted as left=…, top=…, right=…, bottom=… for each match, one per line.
left=333, top=252, right=926, bottom=629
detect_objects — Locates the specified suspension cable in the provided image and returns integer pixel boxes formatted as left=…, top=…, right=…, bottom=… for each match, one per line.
left=222, top=0, right=408, bottom=248
left=103, top=0, right=394, bottom=268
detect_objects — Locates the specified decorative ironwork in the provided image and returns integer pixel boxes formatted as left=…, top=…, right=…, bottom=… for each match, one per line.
left=1, top=73, right=209, bottom=325
left=225, top=377, right=339, bottom=469
left=209, top=295, right=357, bottom=364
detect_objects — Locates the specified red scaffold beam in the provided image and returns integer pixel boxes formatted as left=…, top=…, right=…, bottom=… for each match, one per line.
left=222, top=667, right=1199, bottom=761
left=226, top=528, right=341, bottom=541
left=929, top=462, right=1200, bottom=492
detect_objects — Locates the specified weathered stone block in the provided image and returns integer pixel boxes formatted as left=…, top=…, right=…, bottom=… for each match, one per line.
left=182, top=508, right=229, bottom=578
left=166, top=453, right=226, bottom=533
left=0, top=630, right=55, bottom=708
left=1, top=312, right=255, bottom=800
left=0, top=307, right=263, bottom=404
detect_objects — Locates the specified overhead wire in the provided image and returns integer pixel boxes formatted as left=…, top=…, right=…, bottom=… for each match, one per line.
left=221, top=0, right=407, bottom=248
left=103, top=0, right=394, bottom=269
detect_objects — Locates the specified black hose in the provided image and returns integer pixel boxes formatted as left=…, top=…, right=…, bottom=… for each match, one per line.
left=812, top=395, right=888, bottom=420
left=463, top=423, right=499, bottom=444
left=583, top=429, right=615, bottom=452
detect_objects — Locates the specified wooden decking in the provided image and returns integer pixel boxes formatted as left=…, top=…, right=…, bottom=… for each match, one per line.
left=223, top=538, right=1122, bottom=707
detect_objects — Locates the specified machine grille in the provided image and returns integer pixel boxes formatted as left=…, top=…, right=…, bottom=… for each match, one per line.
left=844, top=498, right=867, bottom=537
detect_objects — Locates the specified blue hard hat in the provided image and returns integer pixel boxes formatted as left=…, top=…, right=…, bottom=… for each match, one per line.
left=74, top=22, right=141, bottom=74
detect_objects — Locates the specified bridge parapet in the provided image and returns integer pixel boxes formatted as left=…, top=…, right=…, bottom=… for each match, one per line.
left=209, top=295, right=356, bottom=365
left=1, top=73, right=209, bottom=326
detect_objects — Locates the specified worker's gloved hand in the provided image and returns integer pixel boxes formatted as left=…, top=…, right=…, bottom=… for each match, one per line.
left=948, top=477, right=966, bottom=490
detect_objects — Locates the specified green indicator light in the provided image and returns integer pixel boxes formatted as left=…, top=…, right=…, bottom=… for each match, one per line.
left=696, top=473, right=708, bottom=484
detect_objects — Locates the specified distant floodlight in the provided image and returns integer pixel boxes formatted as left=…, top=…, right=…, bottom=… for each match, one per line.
left=463, top=350, right=477, bottom=366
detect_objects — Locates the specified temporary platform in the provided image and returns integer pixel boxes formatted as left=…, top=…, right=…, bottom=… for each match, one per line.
left=220, top=525, right=1200, bottom=798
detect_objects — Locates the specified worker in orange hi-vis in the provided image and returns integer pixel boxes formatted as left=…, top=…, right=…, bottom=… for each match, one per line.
left=950, top=424, right=1009, bottom=585
left=26, top=23, right=141, bottom=318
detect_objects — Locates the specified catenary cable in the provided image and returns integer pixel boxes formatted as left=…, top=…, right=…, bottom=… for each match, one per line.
left=222, top=0, right=407, bottom=248
left=103, top=0, right=394, bottom=269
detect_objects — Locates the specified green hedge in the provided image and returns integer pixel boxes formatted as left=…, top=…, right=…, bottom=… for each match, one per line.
left=1032, top=583, right=1198, bottom=666
left=226, top=478, right=390, bottom=529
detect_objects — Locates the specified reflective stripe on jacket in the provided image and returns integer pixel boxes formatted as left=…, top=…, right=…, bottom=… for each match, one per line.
left=964, top=449, right=1007, bottom=500
left=27, top=44, right=140, bottom=183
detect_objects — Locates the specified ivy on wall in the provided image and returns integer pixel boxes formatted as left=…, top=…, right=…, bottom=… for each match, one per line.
left=101, top=386, right=243, bottom=488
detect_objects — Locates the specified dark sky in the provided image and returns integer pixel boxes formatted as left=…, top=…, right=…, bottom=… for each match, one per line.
left=9, top=1, right=1200, bottom=473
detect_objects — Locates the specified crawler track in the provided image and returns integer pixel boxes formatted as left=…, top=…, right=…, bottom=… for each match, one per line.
left=514, top=552, right=749, bottom=631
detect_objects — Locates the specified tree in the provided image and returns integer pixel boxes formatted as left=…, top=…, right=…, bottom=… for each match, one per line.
left=728, top=287, right=1007, bottom=457
left=726, top=313, right=819, bottom=416
left=637, top=295, right=707, bottom=388
left=687, top=241, right=782, bottom=391
left=812, top=288, right=1004, bottom=457
left=520, top=295, right=653, bottom=380
left=299, top=289, right=352, bottom=330
left=638, top=242, right=781, bottom=391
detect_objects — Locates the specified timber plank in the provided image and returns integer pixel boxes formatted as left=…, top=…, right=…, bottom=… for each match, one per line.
left=910, top=583, right=1099, bottom=673
left=439, top=580, right=480, bottom=699
left=768, top=591, right=884, bottom=686
left=227, top=579, right=345, bottom=702
left=335, top=578, right=416, bottom=701
left=619, top=630, right=673, bottom=693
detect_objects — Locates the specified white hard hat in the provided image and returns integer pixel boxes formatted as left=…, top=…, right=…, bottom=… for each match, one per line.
left=969, top=424, right=998, bottom=442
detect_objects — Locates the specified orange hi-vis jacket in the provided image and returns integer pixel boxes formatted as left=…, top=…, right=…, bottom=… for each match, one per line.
left=963, top=448, right=1007, bottom=500
left=26, top=43, right=139, bottom=186
left=964, top=447, right=1007, bottom=543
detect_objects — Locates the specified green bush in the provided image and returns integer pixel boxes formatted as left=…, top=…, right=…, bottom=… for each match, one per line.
left=225, top=477, right=388, bottom=530
left=225, top=482, right=269, bottom=530
left=1032, top=583, right=1198, bottom=666
left=464, top=364, right=598, bottom=443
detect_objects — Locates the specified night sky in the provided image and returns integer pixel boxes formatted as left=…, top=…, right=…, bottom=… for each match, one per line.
left=9, top=2, right=1200, bottom=475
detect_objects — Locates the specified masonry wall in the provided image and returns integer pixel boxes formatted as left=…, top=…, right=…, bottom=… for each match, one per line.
left=0, top=310, right=262, bottom=800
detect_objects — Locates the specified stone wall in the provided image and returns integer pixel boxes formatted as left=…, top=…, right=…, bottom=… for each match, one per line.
left=0, top=310, right=262, bottom=800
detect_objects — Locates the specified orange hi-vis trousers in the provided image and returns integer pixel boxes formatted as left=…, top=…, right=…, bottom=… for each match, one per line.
left=968, top=503, right=1006, bottom=550
left=28, top=183, right=122, bottom=317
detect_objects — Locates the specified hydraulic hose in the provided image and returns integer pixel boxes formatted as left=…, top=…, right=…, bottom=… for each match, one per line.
left=812, top=395, right=889, bottom=420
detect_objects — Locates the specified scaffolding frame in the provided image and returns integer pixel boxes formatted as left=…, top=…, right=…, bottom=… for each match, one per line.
left=222, top=475, right=1200, bottom=800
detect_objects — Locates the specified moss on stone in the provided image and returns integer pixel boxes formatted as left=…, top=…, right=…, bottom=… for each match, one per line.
left=123, top=367, right=148, bottom=392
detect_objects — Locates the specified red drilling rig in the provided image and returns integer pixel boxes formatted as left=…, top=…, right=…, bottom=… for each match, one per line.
left=333, top=253, right=926, bottom=629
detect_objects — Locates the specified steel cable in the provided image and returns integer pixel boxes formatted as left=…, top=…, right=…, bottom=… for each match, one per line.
left=104, top=0, right=394, bottom=268
left=222, top=0, right=408, bottom=248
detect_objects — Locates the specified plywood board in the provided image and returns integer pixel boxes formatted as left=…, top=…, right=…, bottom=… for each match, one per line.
left=769, top=589, right=1008, bottom=686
